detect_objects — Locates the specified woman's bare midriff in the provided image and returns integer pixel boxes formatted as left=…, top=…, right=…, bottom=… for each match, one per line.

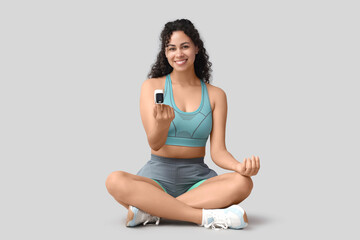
left=151, top=145, right=206, bottom=159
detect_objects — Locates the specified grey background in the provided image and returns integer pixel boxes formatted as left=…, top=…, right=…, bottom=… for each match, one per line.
left=1, top=0, right=359, bottom=239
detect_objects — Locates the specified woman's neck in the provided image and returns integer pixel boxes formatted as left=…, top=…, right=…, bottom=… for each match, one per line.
left=170, top=70, right=199, bottom=86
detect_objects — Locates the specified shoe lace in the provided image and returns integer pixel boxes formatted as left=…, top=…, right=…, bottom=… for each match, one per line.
left=143, top=215, right=160, bottom=226
left=206, top=211, right=229, bottom=230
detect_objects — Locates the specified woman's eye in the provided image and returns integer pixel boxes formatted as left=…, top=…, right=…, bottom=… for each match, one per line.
left=169, top=48, right=176, bottom=51
left=182, top=45, right=189, bottom=49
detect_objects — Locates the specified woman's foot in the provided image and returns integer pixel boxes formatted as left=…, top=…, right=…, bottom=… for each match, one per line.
left=126, top=206, right=160, bottom=227
left=201, top=205, right=248, bottom=230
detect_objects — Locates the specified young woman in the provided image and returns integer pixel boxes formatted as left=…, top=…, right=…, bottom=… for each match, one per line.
left=106, top=19, right=260, bottom=230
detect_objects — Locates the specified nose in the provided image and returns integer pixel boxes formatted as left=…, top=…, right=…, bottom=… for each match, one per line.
left=176, top=48, right=184, bottom=57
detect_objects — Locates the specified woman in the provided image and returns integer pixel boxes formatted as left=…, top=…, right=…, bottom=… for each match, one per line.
left=106, top=19, right=260, bottom=230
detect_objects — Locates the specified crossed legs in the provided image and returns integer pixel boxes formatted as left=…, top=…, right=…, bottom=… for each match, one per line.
left=105, top=171, right=253, bottom=225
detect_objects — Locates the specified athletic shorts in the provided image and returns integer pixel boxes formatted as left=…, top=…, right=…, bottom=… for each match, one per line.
left=136, top=154, right=218, bottom=198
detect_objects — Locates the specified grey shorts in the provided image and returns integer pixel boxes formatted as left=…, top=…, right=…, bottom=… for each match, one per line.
left=136, top=154, right=218, bottom=198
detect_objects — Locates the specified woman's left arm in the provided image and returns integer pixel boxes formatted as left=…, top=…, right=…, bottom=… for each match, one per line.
left=209, top=86, right=260, bottom=177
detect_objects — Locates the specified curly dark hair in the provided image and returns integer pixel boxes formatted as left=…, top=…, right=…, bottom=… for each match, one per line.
left=147, top=19, right=213, bottom=84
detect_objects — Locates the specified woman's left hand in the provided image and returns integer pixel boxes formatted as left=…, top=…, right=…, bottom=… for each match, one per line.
left=235, top=156, right=260, bottom=177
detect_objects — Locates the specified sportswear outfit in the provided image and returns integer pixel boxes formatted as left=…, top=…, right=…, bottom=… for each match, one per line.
left=136, top=74, right=217, bottom=197
left=129, top=74, right=248, bottom=229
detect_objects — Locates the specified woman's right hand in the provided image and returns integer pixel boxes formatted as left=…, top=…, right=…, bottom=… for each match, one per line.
left=153, top=104, right=175, bottom=126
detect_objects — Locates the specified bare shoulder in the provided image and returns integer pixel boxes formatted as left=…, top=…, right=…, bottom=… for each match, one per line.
left=205, top=83, right=227, bottom=110
left=141, top=76, right=166, bottom=91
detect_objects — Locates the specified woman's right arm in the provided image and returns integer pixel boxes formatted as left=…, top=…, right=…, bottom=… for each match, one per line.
left=140, top=79, right=175, bottom=151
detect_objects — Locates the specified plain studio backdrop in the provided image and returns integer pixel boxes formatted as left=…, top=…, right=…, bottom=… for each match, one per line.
left=0, top=0, right=359, bottom=239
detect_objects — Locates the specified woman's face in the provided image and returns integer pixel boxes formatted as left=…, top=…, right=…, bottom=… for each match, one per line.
left=165, top=31, right=199, bottom=72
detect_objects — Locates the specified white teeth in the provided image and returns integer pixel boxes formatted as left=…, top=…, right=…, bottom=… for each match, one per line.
left=176, top=60, right=186, bottom=64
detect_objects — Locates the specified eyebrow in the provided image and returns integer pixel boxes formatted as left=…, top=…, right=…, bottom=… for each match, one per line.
left=166, top=42, right=190, bottom=47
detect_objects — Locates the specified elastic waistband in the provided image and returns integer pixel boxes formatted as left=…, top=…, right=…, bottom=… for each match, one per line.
left=150, top=154, right=204, bottom=164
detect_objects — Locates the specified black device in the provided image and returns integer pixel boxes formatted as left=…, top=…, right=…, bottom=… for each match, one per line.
left=154, top=89, right=164, bottom=104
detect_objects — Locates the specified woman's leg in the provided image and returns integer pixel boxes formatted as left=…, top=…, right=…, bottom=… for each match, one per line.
left=105, top=171, right=202, bottom=225
left=106, top=172, right=164, bottom=210
left=176, top=172, right=253, bottom=209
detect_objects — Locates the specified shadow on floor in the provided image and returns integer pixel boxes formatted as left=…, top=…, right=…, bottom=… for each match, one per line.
left=120, top=213, right=271, bottom=229
left=159, top=219, right=198, bottom=226
left=245, top=213, right=271, bottom=230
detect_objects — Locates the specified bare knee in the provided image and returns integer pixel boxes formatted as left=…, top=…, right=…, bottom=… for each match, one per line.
left=230, top=173, right=254, bottom=203
left=240, top=174, right=253, bottom=194
left=105, top=171, right=131, bottom=196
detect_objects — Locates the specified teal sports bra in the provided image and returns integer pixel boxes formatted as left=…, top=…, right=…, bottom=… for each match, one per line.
left=163, top=74, right=213, bottom=147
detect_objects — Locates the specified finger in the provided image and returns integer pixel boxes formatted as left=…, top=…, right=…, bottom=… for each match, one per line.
left=170, top=106, right=175, bottom=119
left=252, top=156, right=259, bottom=175
left=247, top=157, right=254, bottom=176
left=251, top=156, right=257, bottom=175
left=167, top=106, right=172, bottom=118
left=255, top=156, right=260, bottom=174
left=153, top=104, right=157, bottom=118
left=155, top=104, right=161, bottom=118
left=159, top=104, right=165, bottom=118
left=163, top=105, right=168, bottom=117
left=245, top=158, right=252, bottom=175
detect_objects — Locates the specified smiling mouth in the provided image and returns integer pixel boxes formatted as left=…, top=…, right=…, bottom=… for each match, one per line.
left=175, top=59, right=187, bottom=65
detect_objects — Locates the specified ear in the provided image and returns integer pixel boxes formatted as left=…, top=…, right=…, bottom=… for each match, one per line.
left=195, top=46, right=199, bottom=54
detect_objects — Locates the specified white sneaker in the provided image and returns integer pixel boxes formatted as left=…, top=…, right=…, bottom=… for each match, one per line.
left=126, top=206, right=160, bottom=227
left=202, top=205, right=248, bottom=230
